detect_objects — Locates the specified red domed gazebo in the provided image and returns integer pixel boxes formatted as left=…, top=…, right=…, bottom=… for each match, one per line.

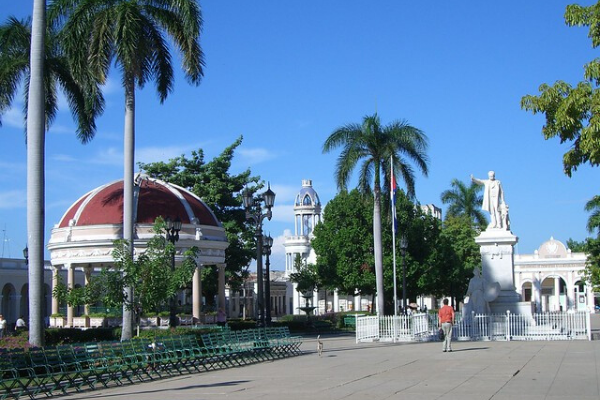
left=47, top=174, right=229, bottom=327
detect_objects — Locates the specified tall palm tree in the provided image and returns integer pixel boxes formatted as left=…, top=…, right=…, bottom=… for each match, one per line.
left=0, top=11, right=103, bottom=346
left=26, top=0, right=46, bottom=349
left=0, top=16, right=103, bottom=138
left=440, top=179, right=486, bottom=228
left=49, top=0, right=205, bottom=339
left=323, top=113, right=429, bottom=315
left=585, top=195, right=600, bottom=236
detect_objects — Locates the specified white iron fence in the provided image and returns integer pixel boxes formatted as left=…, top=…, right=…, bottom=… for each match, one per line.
left=356, top=311, right=591, bottom=343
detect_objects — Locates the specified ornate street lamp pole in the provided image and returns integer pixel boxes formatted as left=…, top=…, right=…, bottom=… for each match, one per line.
left=166, top=216, right=182, bottom=328
left=400, top=235, right=408, bottom=314
left=243, top=184, right=275, bottom=327
left=263, top=234, right=274, bottom=326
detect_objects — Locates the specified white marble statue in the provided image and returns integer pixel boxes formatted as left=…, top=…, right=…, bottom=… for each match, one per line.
left=464, top=268, right=490, bottom=315
left=471, top=171, right=506, bottom=230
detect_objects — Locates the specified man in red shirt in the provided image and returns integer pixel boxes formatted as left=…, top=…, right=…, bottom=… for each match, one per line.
left=438, top=299, right=455, bottom=352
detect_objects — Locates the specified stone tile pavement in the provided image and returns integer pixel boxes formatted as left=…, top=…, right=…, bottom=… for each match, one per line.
left=61, top=331, right=600, bottom=400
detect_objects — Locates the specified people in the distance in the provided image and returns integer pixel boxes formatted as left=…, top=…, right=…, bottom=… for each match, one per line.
left=217, top=308, right=227, bottom=326
left=0, top=314, right=6, bottom=338
left=16, top=315, right=27, bottom=330
left=438, top=299, right=455, bottom=353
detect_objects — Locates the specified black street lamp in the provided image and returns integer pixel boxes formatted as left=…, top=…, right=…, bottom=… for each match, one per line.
left=263, top=234, right=274, bottom=326
left=243, top=184, right=275, bottom=327
left=166, top=216, right=182, bottom=328
left=23, top=245, right=29, bottom=265
left=400, top=235, right=408, bottom=314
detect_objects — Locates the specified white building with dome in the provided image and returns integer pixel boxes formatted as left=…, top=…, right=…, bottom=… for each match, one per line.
left=514, top=237, right=594, bottom=312
left=283, top=179, right=322, bottom=275
left=283, top=180, right=368, bottom=315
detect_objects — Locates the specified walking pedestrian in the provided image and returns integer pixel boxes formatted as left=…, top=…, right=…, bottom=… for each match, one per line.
left=438, top=299, right=455, bottom=352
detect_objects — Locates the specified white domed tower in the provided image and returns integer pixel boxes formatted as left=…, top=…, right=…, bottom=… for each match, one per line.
left=284, top=180, right=322, bottom=276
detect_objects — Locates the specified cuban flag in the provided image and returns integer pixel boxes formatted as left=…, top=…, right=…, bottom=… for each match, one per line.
left=391, top=157, right=398, bottom=234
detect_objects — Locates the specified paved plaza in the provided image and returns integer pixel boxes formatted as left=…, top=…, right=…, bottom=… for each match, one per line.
left=60, top=332, right=600, bottom=400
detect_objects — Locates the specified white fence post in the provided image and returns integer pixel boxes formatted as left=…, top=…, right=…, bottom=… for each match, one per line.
left=355, top=311, right=591, bottom=343
left=506, top=310, right=511, bottom=341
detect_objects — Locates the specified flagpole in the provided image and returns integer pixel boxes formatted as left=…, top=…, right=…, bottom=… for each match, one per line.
left=391, top=156, right=398, bottom=318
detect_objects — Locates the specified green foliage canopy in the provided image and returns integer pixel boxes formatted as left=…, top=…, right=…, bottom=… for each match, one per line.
left=139, top=137, right=261, bottom=305
left=53, top=218, right=199, bottom=314
left=311, top=190, right=376, bottom=297
left=521, top=2, right=600, bottom=176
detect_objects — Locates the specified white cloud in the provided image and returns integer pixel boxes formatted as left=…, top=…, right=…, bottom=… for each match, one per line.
left=102, top=77, right=120, bottom=95
left=0, top=161, right=26, bottom=177
left=0, top=190, right=26, bottom=209
left=50, top=154, right=78, bottom=162
left=270, top=204, right=294, bottom=224
left=90, top=147, right=123, bottom=166
left=238, top=147, right=277, bottom=165
left=3, top=106, right=24, bottom=128
left=48, top=123, right=74, bottom=135
left=136, top=144, right=199, bottom=164
left=269, top=183, right=300, bottom=203
left=56, top=90, right=68, bottom=111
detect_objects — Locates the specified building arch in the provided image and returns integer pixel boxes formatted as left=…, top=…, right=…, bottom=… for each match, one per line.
left=19, top=284, right=28, bottom=319
left=1, top=283, right=16, bottom=322
left=540, top=275, right=567, bottom=312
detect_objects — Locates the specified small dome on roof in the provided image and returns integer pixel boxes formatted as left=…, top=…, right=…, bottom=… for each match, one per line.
left=537, top=237, right=568, bottom=259
left=295, top=179, right=321, bottom=207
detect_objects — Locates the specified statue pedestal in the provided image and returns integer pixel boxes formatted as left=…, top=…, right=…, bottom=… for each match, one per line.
left=475, top=229, right=533, bottom=315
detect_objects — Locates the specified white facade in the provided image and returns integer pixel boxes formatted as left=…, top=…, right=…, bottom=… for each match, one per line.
left=0, top=257, right=86, bottom=328
left=284, top=179, right=321, bottom=275
left=514, top=237, right=594, bottom=312
left=282, top=180, right=371, bottom=315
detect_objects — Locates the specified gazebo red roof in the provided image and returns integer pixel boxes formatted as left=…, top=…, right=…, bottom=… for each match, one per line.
left=58, top=178, right=220, bottom=228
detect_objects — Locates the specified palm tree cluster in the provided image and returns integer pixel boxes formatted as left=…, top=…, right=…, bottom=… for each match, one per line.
left=323, top=113, right=429, bottom=315
left=440, top=179, right=486, bottom=228
left=0, top=0, right=205, bottom=344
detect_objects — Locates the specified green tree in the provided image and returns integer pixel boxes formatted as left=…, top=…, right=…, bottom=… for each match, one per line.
left=53, top=219, right=199, bottom=320
left=311, top=190, right=376, bottom=301
left=0, top=16, right=102, bottom=137
left=583, top=196, right=600, bottom=290
left=567, top=238, right=587, bottom=252
left=440, top=179, right=486, bottom=228
left=139, top=137, right=260, bottom=307
left=50, top=0, right=205, bottom=339
left=0, top=9, right=103, bottom=346
left=585, top=195, right=600, bottom=235
left=25, top=0, right=46, bottom=346
left=439, top=215, right=482, bottom=305
left=289, top=262, right=319, bottom=295
left=322, top=113, right=429, bottom=315
left=521, top=2, right=600, bottom=176
left=385, top=190, right=458, bottom=312
left=584, top=237, right=600, bottom=291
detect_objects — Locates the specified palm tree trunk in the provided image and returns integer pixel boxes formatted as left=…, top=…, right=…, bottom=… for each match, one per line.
left=26, top=0, right=46, bottom=347
left=373, top=187, right=385, bottom=315
left=121, top=80, right=135, bottom=340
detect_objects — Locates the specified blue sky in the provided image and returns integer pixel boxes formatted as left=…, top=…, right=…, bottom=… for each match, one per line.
left=1, top=1, right=598, bottom=270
